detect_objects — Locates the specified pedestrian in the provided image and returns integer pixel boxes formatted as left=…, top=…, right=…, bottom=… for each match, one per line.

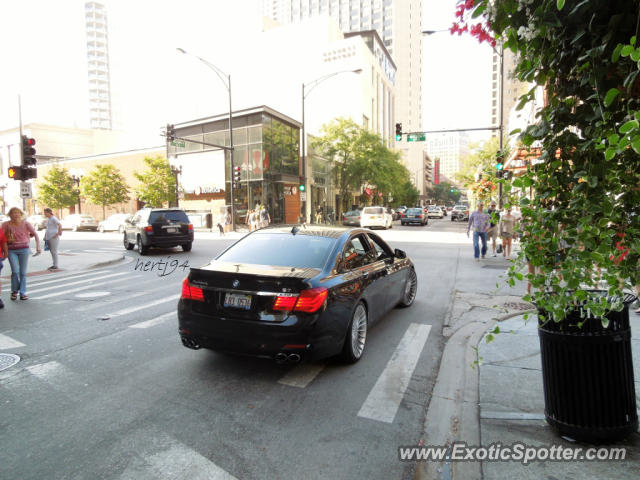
left=224, top=208, right=231, bottom=233
left=315, top=205, right=323, bottom=224
left=43, top=207, right=62, bottom=270
left=216, top=209, right=225, bottom=236
left=467, top=202, right=489, bottom=261
left=486, top=201, right=500, bottom=257
left=498, top=206, right=517, bottom=260
left=250, top=208, right=259, bottom=231
left=246, top=209, right=254, bottom=232
left=2, top=207, right=41, bottom=300
left=0, top=227, right=8, bottom=308
left=260, top=205, right=270, bottom=228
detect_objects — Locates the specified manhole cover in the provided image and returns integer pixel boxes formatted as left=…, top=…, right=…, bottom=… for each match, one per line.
left=0, top=353, right=20, bottom=372
left=482, top=264, right=507, bottom=270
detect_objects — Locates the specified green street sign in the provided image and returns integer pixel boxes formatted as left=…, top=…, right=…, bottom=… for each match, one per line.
left=407, top=134, right=426, bottom=142
left=171, top=140, right=185, bottom=148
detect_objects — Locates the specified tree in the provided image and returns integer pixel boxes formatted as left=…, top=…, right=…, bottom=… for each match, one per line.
left=37, top=165, right=79, bottom=216
left=455, top=136, right=510, bottom=189
left=133, top=156, right=176, bottom=208
left=311, top=118, right=412, bottom=210
left=428, top=182, right=461, bottom=204
left=392, top=181, right=420, bottom=207
left=81, top=164, right=130, bottom=220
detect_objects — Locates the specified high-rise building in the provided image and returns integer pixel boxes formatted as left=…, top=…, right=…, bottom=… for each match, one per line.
left=85, top=1, right=112, bottom=130
left=260, top=0, right=423, bottom=190
left=491, top=48, right=523, bottom=139
left=425, top=132, right=469, bottom=184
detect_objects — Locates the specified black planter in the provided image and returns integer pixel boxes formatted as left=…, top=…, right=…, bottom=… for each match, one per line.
left=538, top=295, right=638, bottom=443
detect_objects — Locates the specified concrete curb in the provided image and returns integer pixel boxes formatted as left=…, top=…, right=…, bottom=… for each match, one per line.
left=87, top=254, right=128, bottom=269
left=414, top=309, right=533, bottom=480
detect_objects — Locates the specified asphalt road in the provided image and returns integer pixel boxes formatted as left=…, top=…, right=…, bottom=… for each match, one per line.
left=1, top=218, right=469, bottom=480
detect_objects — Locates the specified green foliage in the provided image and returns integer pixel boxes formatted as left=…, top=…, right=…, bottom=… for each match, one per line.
left=311, top=118, right=413, bottom=210
left=427, top=182, right=461, bottom=204
left=472, top=0, right=640, bottom=323
left=133, top=156, right=176, bottom=208
left=37, top=165, right=79, bottom=214
left=455, top=137, right=510, bottom=188
left=80, top=164, right=130, bottom=220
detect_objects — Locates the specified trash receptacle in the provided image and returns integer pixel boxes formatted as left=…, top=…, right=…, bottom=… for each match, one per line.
left=538, top=293, right=638, bottom=442
left=205, top=213, right=213, bottom=229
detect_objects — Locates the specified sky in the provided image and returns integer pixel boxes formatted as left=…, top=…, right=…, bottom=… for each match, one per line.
left=0, top=0, right=493, bottom=145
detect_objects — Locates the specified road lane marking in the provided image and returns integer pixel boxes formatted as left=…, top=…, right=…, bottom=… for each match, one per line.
left=357, top=323, right=432, bottom=424
left=75, top=290, right=156, bottom=312
left=108, top=294, right=180, bottom=317
left=20, top=270, right=111, bottom=288
left=81, top=249, right=114, bottom=253
left=118, top=439, right=239, bottom=480
left=0, top=333, right=26, bottom=349
left=28, top=272, right=129, bottom=294
left=1, top=269, right=112, bottom=288
left=278, top=363, right=326, bottom=388
left=26, top=361, right=62, bottom=378
left=33, top=276, right=132, bottom=299
left=130, top=311, right=176, bottom=329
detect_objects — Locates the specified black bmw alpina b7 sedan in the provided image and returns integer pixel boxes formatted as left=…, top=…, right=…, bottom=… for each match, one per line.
left=178, top=226, right=417, bottom=363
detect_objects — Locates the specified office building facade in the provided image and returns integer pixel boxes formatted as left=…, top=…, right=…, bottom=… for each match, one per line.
left=85, top=2, right=113, bottom=130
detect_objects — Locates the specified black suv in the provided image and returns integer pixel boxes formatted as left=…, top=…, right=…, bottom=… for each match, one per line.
left=123, top=208, right=193, bottom=255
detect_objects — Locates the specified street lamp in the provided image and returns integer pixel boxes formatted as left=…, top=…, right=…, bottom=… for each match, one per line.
left=69, top=168, right=84, bottom=214
left=302, top=69, right=362, bottom=223
left=176, top=47, right=236, bottom=230
left=423, top=30, right=505, bottom=207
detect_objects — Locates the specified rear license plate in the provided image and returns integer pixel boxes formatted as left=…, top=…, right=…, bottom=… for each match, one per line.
left=224, top=293, right=252, bottom=310
left=370, top=216, right=375, bottom=219
left=166, top=228, right=177, bottom=233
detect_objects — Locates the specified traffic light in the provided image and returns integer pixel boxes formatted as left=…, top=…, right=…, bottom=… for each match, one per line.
left=232, top=165, right=241, bottom=188
left=22, top=136, right=36, bottom=166
left=395, top=123, right=402, bottom=141
left=299, top=177, right=306, bottom=192
left=8, top=166, right=23, bottom=180
left=167, top=124, right=176, bottom=142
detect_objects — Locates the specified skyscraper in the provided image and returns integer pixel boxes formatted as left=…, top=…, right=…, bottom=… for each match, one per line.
left=260, top=0, right=424, bottom=189
left=491, top=48, right=523, bottom=139
left=85, top=1, right=112, bottom=130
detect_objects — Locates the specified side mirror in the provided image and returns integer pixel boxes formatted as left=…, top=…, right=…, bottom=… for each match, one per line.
left=394, top=248, right=406, bottom=259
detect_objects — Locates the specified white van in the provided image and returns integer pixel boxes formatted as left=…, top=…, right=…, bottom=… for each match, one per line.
left=360, top=206, right=393, bottom=229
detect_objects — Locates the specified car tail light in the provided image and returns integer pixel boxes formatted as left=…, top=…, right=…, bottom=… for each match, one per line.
left=273, top=287, right=328, bottom=313
left=181, top=277, right=204, bottom=302
left=188, top=224, right=194, bottom=231
left=143, top=226, right=153, bottom=232
left=401, top=214, right=405, bottom=218
left=417, top=214, right=423, bottom=218
left=358, top=216, right=361, bottom=220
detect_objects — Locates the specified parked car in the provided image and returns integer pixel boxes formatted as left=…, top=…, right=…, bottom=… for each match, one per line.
left=427, top=206, right=444, bottom=219
left=401, top=207, right=428, bottom=226
left=396, top=206, right=407, bottom=215
left=451, top=205, right=470, bottom=222
left=359, top=206, right=393, bottom=229
left=342, top=210, right=361, bottom=226
left=178, top=226, right=417, bottom=363
left=98, top=213, right=132, bottom=233
left=123, top=208, right=193, bottom=255
left=26, top=214, right=47, bottom=230
left=437, top=205, right=448, bottom=217
left=61, top=214, right=99, bottom=231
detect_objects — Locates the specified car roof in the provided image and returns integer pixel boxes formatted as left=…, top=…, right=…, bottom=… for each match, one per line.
left=254, top=225, right=372, bottom=240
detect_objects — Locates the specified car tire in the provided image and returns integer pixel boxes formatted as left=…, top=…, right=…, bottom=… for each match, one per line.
left=123, top=233, right=134, bottom=250
left=182, top=242, right=192, bottom=252
left=398, top=268, right=418, bottom=308
left=98, top=225, right=105, bottom=233
left=137, top=236, right=149, bottom=255
left=341, top=302, right=368, bottom=363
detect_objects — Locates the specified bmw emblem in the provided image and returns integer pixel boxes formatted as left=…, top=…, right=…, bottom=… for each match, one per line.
left=232, top=280, right=240, bottom=288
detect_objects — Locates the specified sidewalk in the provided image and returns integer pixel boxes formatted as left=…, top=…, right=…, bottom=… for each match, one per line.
left=416, top=249, right=640, bottom=479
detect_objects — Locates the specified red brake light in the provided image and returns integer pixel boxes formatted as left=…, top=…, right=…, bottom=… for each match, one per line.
left=401, top=214, right=405, bottom=218
left=273, top=295, right=297, bottom=311
left=358, top=216, right=361, bottom=219
left=181, top=277, right=204, bottom=302
left=293, top=287, right=328, bottom=313
left=188, top=224, right=193, bottom=231
left=417, top=214, right=422, bottom=218
left=143, top=226, right=153, bottom=232
left=273, top=287, right=328, bottom=313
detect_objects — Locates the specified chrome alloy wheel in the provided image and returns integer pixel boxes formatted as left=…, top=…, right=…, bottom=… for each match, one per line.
left=401, top=269, right=417, bottom=307
left=351, top=304, right=368, bottom=359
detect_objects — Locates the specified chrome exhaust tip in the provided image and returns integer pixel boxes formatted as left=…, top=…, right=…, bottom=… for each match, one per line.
left=181, top=336, right=201, bottom=350
left=287, top=353, right=301, bottom=364
left=275, top=353, right=288, bottom=364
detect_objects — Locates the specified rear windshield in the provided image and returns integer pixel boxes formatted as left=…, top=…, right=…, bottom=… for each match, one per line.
left=363, top=207, right=384, bottom=214
left=149, top=211, right=189, bottom=223
left=406, top=208, right=422, bottom=214
left=345, top=210, right=359, bottom=216
left=216, top=233, right=336, bottom=269
left=80, top=215, right=95, bottom=220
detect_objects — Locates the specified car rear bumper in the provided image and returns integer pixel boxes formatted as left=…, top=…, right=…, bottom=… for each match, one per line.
left=402, top=219, right=425, bottom=224
left=143, top=233, right=193, bottom=246
left=178, top=303, right=335, bottom=360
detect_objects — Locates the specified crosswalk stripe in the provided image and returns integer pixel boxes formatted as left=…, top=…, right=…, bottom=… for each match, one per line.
left=357, top=323, right=432, bottom=424
left=129, top=311, right=176, bottom=329
left=76, top=290, right=154, bottom=312
left=33, top=276, right=132, bottom=300
left=81, top=249, right=113, bottom=253
left=108, top=294, right=181, bottom=317
left=278, top=363, right=326, bottom=388
left=28, top=272, right=129, bottom=294
left=0, top=333, right=26, bottom=349
left=21, top=270, right=111, bottom=288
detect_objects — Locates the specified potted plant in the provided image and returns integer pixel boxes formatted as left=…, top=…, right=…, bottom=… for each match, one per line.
left=455, top=0, right=640, bottom=442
